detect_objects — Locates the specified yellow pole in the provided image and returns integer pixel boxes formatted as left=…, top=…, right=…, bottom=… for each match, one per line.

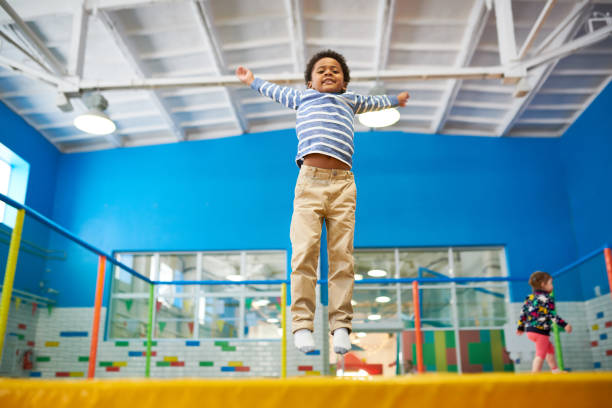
left=0, top=209, right=25, bottom=362
left=281, top=282, right=287, bottom=379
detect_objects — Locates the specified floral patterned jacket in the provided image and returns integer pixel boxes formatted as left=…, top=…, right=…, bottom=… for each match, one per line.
left=517, top=290, right=567, bottom=336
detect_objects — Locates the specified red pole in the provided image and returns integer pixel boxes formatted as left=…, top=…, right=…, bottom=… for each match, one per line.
left=605, top=248, right=612, bottom=301
left=412, top=280, right=424, bottom=373
left=88, top=255, right=106, bottom=379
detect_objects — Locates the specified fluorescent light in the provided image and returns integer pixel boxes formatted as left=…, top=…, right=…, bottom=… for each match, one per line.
left=358, top=108, right=400, bottom=128
left=354, top=273, right=363, bottom=281
left=266, top=318, right=279, bottom=323
left=367, top=269, right=387, bottom=277
left=356, top=332, right=367, bottom=338
left=351, top=300, right=357, bottom=306
left=252, top=299, right=270, bottom=308
left=367, top=314, right=381, bottom=321
left=375, top=296, right=391, bottom=303
left=73, top=110, right=116, bottom=135
left=227, top=274, right=244, bottom=281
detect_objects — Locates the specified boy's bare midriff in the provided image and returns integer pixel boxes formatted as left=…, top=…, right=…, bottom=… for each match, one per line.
left=303, top=153, right=350, bottom=170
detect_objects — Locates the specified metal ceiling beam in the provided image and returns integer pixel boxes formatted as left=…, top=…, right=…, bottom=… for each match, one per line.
left=96, top=9, right=186, bottom=141
left=520, top=24, right=612, bottom=71
left=68, top=2, right=89, bottom=77
left=493, top=0, right=518, bottom=66
left=193, top=0, right=247, bottom=133
left=431, top=0, right=490, bottom=134
left=75, top=66, right=509, bottom=92
left=532, top=0, right=590, bottom=55
left=496, top=1, right=594, bottom=136
left=0, top=0, right=67, bottom=75
left=373, top=0, right=395, bottom=73
left=517, top=0, right=557, bottom=59
left=284, top=0, right=306, bottom=71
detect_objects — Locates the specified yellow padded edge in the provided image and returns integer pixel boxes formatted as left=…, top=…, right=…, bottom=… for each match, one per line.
left=0, top=373, right=611, bottom=408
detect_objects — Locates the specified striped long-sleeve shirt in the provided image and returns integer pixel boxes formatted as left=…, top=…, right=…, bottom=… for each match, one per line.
left=250, top=77, right=400, bottom=168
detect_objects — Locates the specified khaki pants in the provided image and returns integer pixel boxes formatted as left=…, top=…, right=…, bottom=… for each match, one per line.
left=290, top=165, right=356, bottom=334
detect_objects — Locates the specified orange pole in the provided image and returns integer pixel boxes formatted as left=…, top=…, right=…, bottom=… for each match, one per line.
left=88, top=255, right=106, bottom=379
left=605, top=248, right=612, bottom=301
left=412, top=280, right=424, bottom=373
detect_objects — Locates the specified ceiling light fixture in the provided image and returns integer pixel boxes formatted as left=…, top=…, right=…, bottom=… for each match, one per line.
left=358, top=84, right=401, bottom=128
left=375, top=296, right=391, bottom=303
left=367, top=269, right=387, bottom=277
left=227, top=274, right=244, bottom=281
left=73, top=92, right=116, bottom=135
left=367, top=314, right=381, bottom=321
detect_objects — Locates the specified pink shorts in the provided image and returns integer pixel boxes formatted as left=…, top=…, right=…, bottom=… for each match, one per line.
left=527, top=332, right=555, bottom=360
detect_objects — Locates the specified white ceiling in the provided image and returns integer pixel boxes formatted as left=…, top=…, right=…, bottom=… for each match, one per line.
left=0, top=0, right=611, bottom=153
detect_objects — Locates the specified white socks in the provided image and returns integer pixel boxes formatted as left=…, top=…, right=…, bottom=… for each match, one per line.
left=294, top=328, right=352, bottom=354
left=333, top=328, right=351, bottom=355
left=294, top=329, right=315, bottom=353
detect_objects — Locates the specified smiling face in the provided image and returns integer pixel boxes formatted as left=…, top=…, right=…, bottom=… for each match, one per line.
left=308, top=57, right=346, bottom=93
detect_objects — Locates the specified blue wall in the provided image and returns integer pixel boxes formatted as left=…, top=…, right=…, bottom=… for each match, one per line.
left=560, top=82, right=612, bottom=255
left=47, top=129, right=579, bottom=306
left=0, top=101, right=60, bottom=293
left=558, top=82, right=612, bottom=298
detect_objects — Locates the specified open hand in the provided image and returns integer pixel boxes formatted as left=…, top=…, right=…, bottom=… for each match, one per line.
left=236, top=66, right=254, bottom=86
left=516, top=331, right=524, bottom=336
left=397, top=91, right=410, bottom=107
left=565, top=324, right=572, bottom=333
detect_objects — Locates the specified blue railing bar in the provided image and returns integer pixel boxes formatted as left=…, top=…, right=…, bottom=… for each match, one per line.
left=551, top=245, right=608, bottom=278
left=351, top=276, right=525, bottom=284
left=153, top=279, right=289, bottom=285
left=0, top=192, right=152, bottom=284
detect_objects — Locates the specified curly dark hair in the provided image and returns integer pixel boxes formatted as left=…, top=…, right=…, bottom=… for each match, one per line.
left=528, top=271, right=552, bottom=290
left=304, top=49, right=351, bottom=88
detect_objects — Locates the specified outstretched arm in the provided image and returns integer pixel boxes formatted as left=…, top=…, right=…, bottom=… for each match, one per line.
left=236, top=66, right=301, bottom=110
left=352, top=91, right=410, bottom=114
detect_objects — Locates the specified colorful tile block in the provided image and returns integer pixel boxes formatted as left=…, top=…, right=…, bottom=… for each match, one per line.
left=199, top=361, right=214, bottom=367
left=305, top=350, right=320, bottom=355
left=29, top=372, right=41, bottom=377
left=298, top=365, right=313, bottom=371
left=227, top=361, right=243, bottom=367
left=591, top=341, right=599, bottom=347
left=596, top=312, right=604, bottom=319
left=163, top=356, right=178, bottom=362
left=304, top=371, right=320, bottom=376
left=606, top=321, right=612, bottom=328
left=115, top=341, right=129, bottom=347
left=170, top=361, right=184, bottom=367
left=128, top=351, right=143, bottom=357
left=112, top=361, right=127, bottom=367
left=592, top=324, right=599, bottom=331
left=36, top=356, right=51, bottom=362
left=78, top=356, right=89, bottom=362
left=106, top=366, right=120, bottom=372
left=156, top=362, right=171, bottom=367
left=235, top=366, right=250, bottom=372
left=60, top=331, right=88, bottom=337
left=186, top=341, right=200, bottom=346
left=17, top=324, right=26, bottom=330
left=600, top=333, right=608, bottom=341
left=221, top=366, right=235, bottom=372
left=45, top=341, right=59, bottom=347
left=143, top=341, right=157, bottom=347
